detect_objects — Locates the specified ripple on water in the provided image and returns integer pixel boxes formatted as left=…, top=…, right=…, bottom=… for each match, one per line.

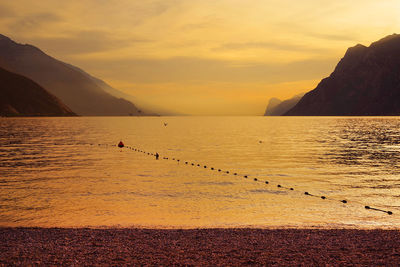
left=0, top=117, right=400, bottom=228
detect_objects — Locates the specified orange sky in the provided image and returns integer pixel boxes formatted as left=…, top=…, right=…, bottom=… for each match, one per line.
left=0, top=0, right=399, bottom=115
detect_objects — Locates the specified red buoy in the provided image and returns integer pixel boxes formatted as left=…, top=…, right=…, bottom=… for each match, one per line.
left=118, top=141, right=124, bottom=148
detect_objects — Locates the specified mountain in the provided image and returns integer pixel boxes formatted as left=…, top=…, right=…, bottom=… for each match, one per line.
left=85, top=75, right=184, bottom=115
left=0, top=34, right=143, bottom=116
left=66, top=63, right=181, bottom=115
left=264, top=93, right=304, bottom=116
left=264, top=98, right=281, bottom=115
left=72, top=66, right=181, bottom=115
left=0, top=66, right=75, bottom=116
left=285, top=34, right=400, bottom=116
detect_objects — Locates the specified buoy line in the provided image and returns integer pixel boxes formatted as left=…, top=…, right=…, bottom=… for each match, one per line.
left=92, top=143, right=394, bottom=216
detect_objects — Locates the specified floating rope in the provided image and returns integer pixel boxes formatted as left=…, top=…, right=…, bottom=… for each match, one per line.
left=92, top=143, right=394, bottom=216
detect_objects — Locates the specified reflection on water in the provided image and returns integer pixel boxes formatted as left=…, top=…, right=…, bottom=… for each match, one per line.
left=327, top=119, right=400, bottom=172
left=0, top=117, right=400, bottom=228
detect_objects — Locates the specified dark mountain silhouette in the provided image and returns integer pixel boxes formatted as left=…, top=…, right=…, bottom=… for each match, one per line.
left=0, top=66, right=75, bottom=116
left=0, top=34, right=143, bottom=116
left=264, top=93, right=304, bottom=116
left=285, top=34, right=400, bottom=116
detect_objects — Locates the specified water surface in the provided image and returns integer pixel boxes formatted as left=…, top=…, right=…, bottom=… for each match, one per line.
left=1, top=117, right=399, bottom=228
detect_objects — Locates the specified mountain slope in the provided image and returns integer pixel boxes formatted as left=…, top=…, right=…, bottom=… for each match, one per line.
left=68, top=64, right=182, bottom=115
left=0, top=66, right=75, bottom=116
left=285, top=34, right=400, bottom=116
left=264, top=98, right=281, bottom=115
left=0, top=34, right=143, bottom=116
left=264, top=94, right=303, bottom=116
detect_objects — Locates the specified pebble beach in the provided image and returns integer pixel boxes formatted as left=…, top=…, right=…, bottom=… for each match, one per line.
left=1, top=228, right=400, bottom=265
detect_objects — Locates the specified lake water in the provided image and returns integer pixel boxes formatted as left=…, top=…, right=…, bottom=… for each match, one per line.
left=1, top=117, right=400, bottom=228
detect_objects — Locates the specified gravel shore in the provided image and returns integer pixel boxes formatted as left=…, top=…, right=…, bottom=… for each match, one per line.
left=1, top=228, right=400, bottom=265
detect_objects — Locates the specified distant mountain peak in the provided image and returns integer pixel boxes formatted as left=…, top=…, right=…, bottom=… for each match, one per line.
left=267, top=97, right=281, bottom=106
left=264, top=98, right=281, bottom=116
left=264, top=94, right=303, bottom=116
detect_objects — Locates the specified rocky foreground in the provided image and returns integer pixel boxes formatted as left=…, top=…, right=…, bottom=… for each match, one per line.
left=1, top=228, right=400, bottom=265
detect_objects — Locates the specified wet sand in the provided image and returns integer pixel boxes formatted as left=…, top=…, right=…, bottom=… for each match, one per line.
left=1, top=228, right=400, bottom=265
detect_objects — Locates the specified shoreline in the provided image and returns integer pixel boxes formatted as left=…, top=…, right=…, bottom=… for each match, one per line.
left=2, top=224, right=399, bottom=230
left=1, top=227, right=400, bottom=265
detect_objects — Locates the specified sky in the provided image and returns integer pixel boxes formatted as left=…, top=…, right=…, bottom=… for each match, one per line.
left=0, top=0, right=399, bottom=115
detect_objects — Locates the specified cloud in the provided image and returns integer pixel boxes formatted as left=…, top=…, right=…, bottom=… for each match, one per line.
left=181, top=15, right=221, bottom=31
left=146, top=0, right=177, bottom=16
left=306, top=32, right=358, bottom=42
left=0, top=4, right=15, bottom=18
left=97, top=0, right=183, bottom=26
left=73, top=56, right=338, bottom=85
left=181, top=21, right=215, bottom=31
left=9, top=13, right=61, bottom=32
left=214, top=41, right=331, bottom=53
left=29, top=30, right=151, bottom=56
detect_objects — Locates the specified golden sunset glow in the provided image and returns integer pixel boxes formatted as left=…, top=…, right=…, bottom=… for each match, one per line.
left=0, top=0, right=399, bottom=114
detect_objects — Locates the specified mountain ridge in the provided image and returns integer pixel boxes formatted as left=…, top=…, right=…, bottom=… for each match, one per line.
left=264, top=93, right=304, bottom=116
left=264, top=98, right=282, bottom=116
left=0, top=34, right=144, bottom=116
left=0, top=66, right=76, bottom=116
left=285, top=34, right=400, bottom=116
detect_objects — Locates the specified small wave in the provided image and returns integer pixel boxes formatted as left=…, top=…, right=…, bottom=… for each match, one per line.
left=201, top=181, right=235, bottom=186
left=249, top=189, right=288, bottom=195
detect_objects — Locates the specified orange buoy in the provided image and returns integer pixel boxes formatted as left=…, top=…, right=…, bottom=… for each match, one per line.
left=118, top=141, right=124, bottom=148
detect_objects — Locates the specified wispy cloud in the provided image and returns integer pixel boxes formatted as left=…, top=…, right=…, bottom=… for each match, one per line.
left=181, top=15, right=221, bottom=31
left=29, top=30, right=151, bottom=56
left=97, top=0, right=183, bottom=26
left=306, top=32, right=358, bottom=42
left=181, top=21, right=215, bottom=31
left=73, top=56, right=338, bottom=85
left=214, top=41, right=330, bottom=53
left=0, top=4, right=15, bottom=18
left=9, top=13, right=61, bottom=32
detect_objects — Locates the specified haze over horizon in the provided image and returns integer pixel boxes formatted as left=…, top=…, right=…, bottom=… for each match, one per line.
left=1, top=0, right=399, bottom=115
